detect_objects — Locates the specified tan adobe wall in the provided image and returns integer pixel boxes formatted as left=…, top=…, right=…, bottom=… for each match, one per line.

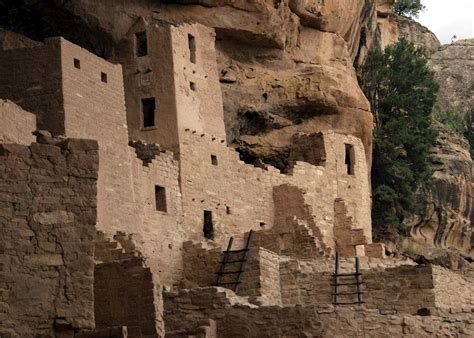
left=432, top=266, right=473, bottom=309
left=115, top=19, right=180, bottom=151
left=0, top=39, right=65, bottom=135
left=178, top=129, right=371, bottom=254
left=58, top=38, right=139, bottom=233
left=116, top=20, right=226, bottom=151
left=171, top=23, right=226, bottom=141
left=0, top=100, right=36, bottom=145
left=94, top=258, right=162, bottom=337
left=0, top=139, right=98, bottom=337
left=164, top=287, right=474, bottom=337
left=129, top=150, right=184, bottom=284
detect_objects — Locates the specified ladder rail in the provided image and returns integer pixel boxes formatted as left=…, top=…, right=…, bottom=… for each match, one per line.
left=234, top=230, right=253, bottom=293
left=214, top=236, right=234, bottom=286
left=332, top=252, right=364, bottom=306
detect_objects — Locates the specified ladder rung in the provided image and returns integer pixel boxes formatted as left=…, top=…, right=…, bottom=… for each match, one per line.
left=215, top=281, right=242, bottom=285
left=333, top=301, right=365, bottom=305
left=219, top=259, right=246, bottom=264
left=223, top=249, right=250, bottom=254
left=332, top=291, right=364, bottom=296
left=332, top=272, right=362, bottom=277
left=216, top=270, right=243, bottom=275
left=331, top=282, right=365, bottom=286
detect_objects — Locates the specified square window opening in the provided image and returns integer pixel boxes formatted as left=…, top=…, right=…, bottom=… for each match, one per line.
left=101, top=72, right=108, bottom=83
left=188, top=34, right=196, bottom=63
left=344, top=144, right=355, bottom=175
left=142, top=98, right=156, bottom=128
left=155, top=186, right=167, bottom=212
left=211, top=155, right=218, bottom=166
left=135, top=31, right=148, bottom=57
left=74, top=58, right=81, bottom=69
left=203, top=210, right=214, bottom=240
left=190, top=82, right=196, bottom=91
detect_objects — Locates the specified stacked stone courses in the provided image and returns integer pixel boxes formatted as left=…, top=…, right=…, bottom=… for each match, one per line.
left=0, top=20, right=472, bottom=337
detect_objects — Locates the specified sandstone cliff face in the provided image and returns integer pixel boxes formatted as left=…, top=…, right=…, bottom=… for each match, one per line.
left=396, top=16, right=441, bottom=56
left=406, top=128, right=472, bottom=254
left=430, top=39, right=474, bottom=116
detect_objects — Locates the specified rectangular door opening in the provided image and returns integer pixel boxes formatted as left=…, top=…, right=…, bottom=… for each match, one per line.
left=203, top=210, right=213, bottom=240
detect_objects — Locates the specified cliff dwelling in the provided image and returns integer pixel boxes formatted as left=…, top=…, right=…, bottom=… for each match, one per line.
left=0, top=1, right=472, bottom=337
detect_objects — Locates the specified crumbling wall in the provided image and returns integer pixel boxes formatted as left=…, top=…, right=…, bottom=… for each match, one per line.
left=0, top=100, right=36, bottom=145
left=164, top=287, right=473, bottom=337
left=432, top=266, right=474, bottom=309
left=94, top=258, right=161, bottom=337
left=0, top=138, right=98, bottom=337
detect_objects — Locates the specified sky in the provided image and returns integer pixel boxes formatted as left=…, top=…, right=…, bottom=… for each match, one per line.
left=417, top=0, right=474, bottom=44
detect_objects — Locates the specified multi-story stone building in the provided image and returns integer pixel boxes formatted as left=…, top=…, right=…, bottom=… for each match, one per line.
left=0, top=21, right=472, bottom=338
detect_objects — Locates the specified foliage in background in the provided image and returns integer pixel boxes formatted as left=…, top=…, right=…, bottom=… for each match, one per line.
left=434, top=109, right=468, bottom=134
left=360, top=39, right=438, bottom=239
left=393, top=0, right=426, bottom=18
left=434, top=108, right=474, bottom=158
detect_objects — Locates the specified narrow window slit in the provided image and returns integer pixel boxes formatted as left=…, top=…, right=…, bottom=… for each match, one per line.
left=188, top=34, right=196, bottom=63
left=155, top=186, right=167, bottom=212
left=203, top=210, right=213, bottom=239
left=344, top=144, right=355, bottom=175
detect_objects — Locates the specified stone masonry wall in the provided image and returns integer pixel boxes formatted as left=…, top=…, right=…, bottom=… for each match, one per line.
left=179, top=130, right=371, bottom=254
left=115, top=18, right=180, bottom=151
left=59, top=37, right=138, bottom=233
left=432, top=265, right=474, bottom=309
left=279, top=261, right=473, bottom=313
left=164, top=287, right=474, bottom=337
left=0, top=138, right=98, bottom=337
left=0, top=100, right=36, bottom=145
left=0, top=40, right=65, bottom=135
left=94, top=258, right=161, bottom=337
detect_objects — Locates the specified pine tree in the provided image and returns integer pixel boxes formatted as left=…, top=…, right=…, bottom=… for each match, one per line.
left=360, top=39, right=439, bottom=238
left=393, top=0, right=426, bottom=18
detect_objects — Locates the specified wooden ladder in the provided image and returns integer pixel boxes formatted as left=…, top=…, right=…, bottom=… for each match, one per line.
left=214, top=230, right=253, bottom=293
left=332, top=251, right=364, bottom=306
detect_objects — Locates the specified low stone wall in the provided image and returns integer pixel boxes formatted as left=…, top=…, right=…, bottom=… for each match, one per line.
left=182, top=241, right=281, bottom=305
left=280, top=261, right=473, bottom=313
left=164, top=287, right=474, bottom=337
left=432, top=265, right=473, bottom=309
left=0, top=139, right=98, bottom=337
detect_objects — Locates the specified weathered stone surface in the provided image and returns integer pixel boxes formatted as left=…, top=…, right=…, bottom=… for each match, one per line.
left=397, top=16, right=441, bottom=56
left=430, top=38, right=474, bottom=115
left=406, top=128, right=472, bottom=254
left=0, top=139, right=98, bottom=337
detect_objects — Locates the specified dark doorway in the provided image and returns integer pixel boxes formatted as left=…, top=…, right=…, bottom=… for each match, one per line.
left=344, top=144, right=355, bottom=175
left=142, top=98, right=156, bottom=128
left=203, top=210, right=214, bottom=239
left=155, top=186, right=167, bottom=212
left=135, top=32, right=148, bottom=57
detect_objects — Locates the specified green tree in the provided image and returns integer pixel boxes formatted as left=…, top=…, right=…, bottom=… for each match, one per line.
left=393, top=0, right=426, bottom=18
left=434, top=109, right=467, bottom=133
left=360, top=39, right=439, bottom=238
